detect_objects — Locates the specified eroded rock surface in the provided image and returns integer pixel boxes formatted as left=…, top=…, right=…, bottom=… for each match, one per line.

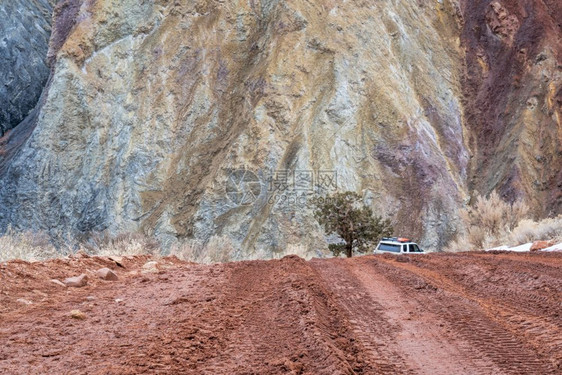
left=0, top=0, right=54, bottom=137
left=0, top=0, right=469, bottom=255
left=0, top=0, right=560, bottom=256
left=461, top=0, right=562, bottom=216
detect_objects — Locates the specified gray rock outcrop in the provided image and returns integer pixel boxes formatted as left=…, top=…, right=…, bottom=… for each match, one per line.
left=0, top=0, right=560, bottom=258
left=0, top=0, right=54, bottom=137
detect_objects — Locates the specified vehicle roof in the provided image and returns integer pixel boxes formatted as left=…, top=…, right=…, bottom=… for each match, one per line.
left=379, top=241, right=417, bottom=245
left=379, top=237, right=418, bottom=244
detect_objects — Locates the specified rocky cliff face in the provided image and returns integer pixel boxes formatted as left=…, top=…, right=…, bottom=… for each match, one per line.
left=0, top=0, right=54, bottom=137
left=461, top=0, right=562, bottom=217
left=0, top=0, right=560, bottom=257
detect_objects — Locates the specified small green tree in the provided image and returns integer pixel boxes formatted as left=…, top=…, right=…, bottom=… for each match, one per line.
left=312, top=192, right=393, bottom=257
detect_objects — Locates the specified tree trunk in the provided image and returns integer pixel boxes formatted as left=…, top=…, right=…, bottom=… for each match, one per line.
left=346, top=242, right=353, bottom=258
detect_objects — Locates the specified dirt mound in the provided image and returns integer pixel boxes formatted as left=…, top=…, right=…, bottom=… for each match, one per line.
left=1, top=252, right=561, bottom=374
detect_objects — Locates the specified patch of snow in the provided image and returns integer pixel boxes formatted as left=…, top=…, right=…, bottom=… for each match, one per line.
left=543, top=242, right=562, bottom=252
left=486, top=243, right=533, bottom=252
left=508, top=243, right=533, bottom=252
left=487, top=245, right=510, bottom=251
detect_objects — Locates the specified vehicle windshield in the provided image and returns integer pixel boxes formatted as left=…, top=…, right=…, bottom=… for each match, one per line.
left=378, top=243, right=401, bottom=253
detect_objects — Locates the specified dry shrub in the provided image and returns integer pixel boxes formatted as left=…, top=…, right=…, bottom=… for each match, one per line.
left=0, top=227, right=62, bottom=262
left=448, top=191, right=530, bottom=251
left=448, top=191, right=562, bottom=251
left=170, top=236, right=236, bottom=264
left=469, top=191, right=529, bottom=235
left=447, top=234, right=470, bottom=253
left=508, top=216, right=562, bottom=245
left=80, top=231, right=161, bottom=257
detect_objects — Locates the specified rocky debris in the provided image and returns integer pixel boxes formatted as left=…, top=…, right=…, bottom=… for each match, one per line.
left=50, top=279, right=67, bottom=288
left=63, top=274, right=88, bottom=288
left=16, top=299, right=32, bottom=305
left=530, top=240, right=553, bottom=252
left=71, top=251, right=91, bottom=259
left=107, top=256, right=125, bottom=268
left=70, top=310, right=86, bottom=320
left=141, top=261, right=159, bottom=274
left=96, top=268, right=118, bottom=281
left=1, top=255, right=173, bottom=315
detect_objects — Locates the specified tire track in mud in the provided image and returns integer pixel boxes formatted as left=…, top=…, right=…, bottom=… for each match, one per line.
left=350, top=259, right=504, bottom=375
left=309, top=258, right=412, bottom=374
left=1, top=252, right=561, bottom=374
left=194, top=256, right=378, bottom=374
left=311, top=258, right=503, bottom=375
left=396, top=253, right=562, bottom=371
left=375, top=254, right=559, bottom=374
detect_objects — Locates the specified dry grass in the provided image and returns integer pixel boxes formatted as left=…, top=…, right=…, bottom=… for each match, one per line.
left=169, top=236, right=236, bottom=264
left=79, top=231, right=161, bottom=257
left=447, top=190, right=561, bottom=251
left=0, top=230, right=160, bottom=263
left=0, top=230, right=238, bottom=264
left=0, top=227, right=63, bottom=262
left=0, top=229, right=246, bottom=264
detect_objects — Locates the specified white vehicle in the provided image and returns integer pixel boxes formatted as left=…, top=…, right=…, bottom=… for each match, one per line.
left=374, top=237, right=425, bottom=254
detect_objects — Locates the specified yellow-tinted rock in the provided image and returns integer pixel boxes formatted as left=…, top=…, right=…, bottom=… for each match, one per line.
left=0, top=0, right=559, bottom=256
left=70, top=310, right=86, bottom=320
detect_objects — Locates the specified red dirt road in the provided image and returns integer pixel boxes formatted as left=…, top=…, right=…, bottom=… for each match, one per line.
left=1, top=252, right=561, bottom=374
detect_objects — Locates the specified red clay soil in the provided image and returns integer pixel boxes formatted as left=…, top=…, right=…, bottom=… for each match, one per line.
left=1, top=252, right=561, bottom=374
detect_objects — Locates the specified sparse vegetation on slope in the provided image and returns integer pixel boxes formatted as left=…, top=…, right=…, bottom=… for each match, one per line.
left=447, top=191, right=561, bottom=251
left=0, top=227, right=61, bottom=262
left=508, top=216, right=562, bottom=246
left=80, top=232, right=160, bottom=257
left=0, top=231, right=245, bottom=264
left=169, top=236, right=237, bottom=264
